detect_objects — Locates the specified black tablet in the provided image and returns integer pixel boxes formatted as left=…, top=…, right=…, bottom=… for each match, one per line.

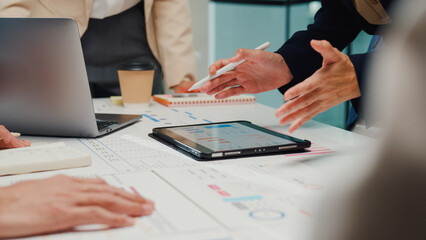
left=151, top=121, right=311, bottom=160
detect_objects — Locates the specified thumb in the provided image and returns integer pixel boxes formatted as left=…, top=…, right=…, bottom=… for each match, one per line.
left=311, top=40, right=341, bottom=65
left=0, top=125, right=12, bottom=140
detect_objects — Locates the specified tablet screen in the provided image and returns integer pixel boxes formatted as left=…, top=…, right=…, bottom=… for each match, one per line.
left=162, top=122, right=294, bottom=151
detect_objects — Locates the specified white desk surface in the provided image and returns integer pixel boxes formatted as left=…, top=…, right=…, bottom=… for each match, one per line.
left=0, top=99, right=372, bottom=240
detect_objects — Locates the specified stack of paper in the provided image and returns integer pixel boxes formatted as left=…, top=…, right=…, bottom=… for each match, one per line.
left=0, top=142, right=91, bottom=176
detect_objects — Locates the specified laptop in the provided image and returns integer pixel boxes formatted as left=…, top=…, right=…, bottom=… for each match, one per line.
left=0, top=18, right=142, bottom=137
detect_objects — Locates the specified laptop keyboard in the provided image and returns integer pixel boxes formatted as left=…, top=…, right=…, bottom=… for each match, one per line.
left=96, top=119, right=118, bottom=131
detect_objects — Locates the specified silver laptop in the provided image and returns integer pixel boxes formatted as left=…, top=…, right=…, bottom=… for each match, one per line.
left=0, top=18, right=142, bottom=137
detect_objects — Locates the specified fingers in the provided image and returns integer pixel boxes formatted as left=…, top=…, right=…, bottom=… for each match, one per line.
left=283, top=75, right=319, bottom=101
left=205, top=49, right=283, bottom=96
left=310, top=40, right=342, bottom=65
left=208, top=48, right=257, bottom=76
left=277, top=88, right=324, bottom=133
left=19, top=139, right=31, bottom=147
left=71, top=176, right=155, bottom=218
left=201, top=72, right=237, bottom=93
left=277, top=89, right=319, bottom=118
left=279, top=41, right=355, bottom=133
left=0, top=139, right=25, bottom=149
left=209, top=59, right=231, bottom=76
left=0, top=125, right=29, bottom=149
left=0, top=174, right=154, bottom=238
left=174, top=81, right=198, bottom=93
left=183, top=81, right=200, bottom=93
left=69, top=206, right=135, bottom=228
left=0, top=125, right=10, bottom=138
left=207, top=79, right=239, bottom=95
left=215, top=86, right=246, bottom=99
left=75, top=193, right=154, bottom=217
left=71, top=176, right=108, bottom=185
left=50, top=175, right=107, bottom=186
left=278, top=101, right=320, bottom=127
left=79, top=184, right=148, bottom=204
left=230, top=48, right=260, bottom=64
left=288, top=112, right=318, bottom=133
left=51, top=175, right=151, bottom=210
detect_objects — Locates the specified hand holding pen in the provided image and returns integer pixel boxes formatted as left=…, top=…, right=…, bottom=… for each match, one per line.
left=196, top=42, right=294, bottom=99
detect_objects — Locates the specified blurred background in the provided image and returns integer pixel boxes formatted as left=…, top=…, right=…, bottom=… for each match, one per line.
left=188, top=0, right=373, bottom=129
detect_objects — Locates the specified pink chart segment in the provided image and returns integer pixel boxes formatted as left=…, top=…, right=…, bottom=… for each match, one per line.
left=263, top=127, right=335, bottom=157
left=285, top=143, right=335, bottom=157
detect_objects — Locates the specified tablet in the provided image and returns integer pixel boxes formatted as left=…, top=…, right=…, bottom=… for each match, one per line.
left=151, top=121, right=311, bottom=160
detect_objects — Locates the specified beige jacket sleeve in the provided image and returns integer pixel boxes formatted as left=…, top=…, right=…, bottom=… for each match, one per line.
left=149, top=0, right=197, bottom=89
left=0, top=0, right=93, bottom=36
left=0, top=0, right=32, bottom=17
left=29, top=0, right=93, bottom=36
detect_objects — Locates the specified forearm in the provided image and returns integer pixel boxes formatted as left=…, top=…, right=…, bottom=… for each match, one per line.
left=0, top=186, right=16, bottom=238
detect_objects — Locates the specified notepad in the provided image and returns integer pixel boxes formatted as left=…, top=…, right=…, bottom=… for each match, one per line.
left=152, top=93, right=256, bottom=107
left=0, top=142, right=92, bottom=176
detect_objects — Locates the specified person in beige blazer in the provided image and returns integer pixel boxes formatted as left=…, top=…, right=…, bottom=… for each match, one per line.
left=0, top=0, right=197, bottom=96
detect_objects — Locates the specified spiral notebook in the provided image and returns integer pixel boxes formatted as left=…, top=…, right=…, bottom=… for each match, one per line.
left=153, top=93, right=256, bottom=107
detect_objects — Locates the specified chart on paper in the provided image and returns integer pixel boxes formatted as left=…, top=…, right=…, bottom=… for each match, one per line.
left=17, top=172, right=225, bottom=240
left=155, top=163, right=324, bottom=239
left=2, top=99, right=342, bottom=240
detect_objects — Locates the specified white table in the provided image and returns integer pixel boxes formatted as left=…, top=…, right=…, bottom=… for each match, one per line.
left=0, top=99, right=371, bottom=240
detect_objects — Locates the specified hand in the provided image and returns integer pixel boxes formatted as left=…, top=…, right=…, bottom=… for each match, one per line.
left=276, top=40, right=361, bottom=133
left=0, top=175, right=155, bottom=239
left=200, top=49, right=293, bottom=99
left=173, top=80, right=199, bottom=93
left=0, top=125, right=31, bottom=149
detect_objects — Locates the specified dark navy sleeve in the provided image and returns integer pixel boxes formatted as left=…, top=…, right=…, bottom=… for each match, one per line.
left=349, top=52, right=372, bottom=118
left=275, top=0, right=363, bottom=94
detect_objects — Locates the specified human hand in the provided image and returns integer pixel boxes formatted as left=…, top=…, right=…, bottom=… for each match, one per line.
left=0, top=125, right=31, bottom=149
left=276, top=40, right=361, bottom=133
left=173, top=80, right=199, bottom=93
left=0, top=175, right=155, bottom=239
left=200, top=49, right=293, bottom=99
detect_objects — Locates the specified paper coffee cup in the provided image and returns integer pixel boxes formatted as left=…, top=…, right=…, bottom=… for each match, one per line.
left=117, top=62, right=155, bottom=108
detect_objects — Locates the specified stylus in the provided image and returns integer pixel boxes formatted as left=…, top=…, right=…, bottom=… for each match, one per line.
left=0, top=132, right=21, bottom=141
left=188, top=42, right=271, bottom=92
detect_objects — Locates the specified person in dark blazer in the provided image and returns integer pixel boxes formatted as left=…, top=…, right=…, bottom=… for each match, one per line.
left=314, top=1, right=426, bottom=239
left=201, top=0, right=395, bottom=133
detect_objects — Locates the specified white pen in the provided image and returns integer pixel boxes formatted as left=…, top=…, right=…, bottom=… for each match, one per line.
left=188, top=42, right=271, bottom=92
left=0, top=132, right=21, bottom=141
